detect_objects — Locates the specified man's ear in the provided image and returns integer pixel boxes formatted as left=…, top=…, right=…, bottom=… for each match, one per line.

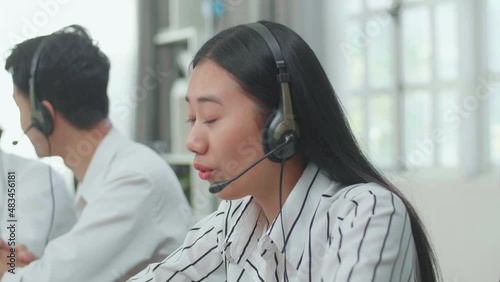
left=40, top=100, right=55, bottom=121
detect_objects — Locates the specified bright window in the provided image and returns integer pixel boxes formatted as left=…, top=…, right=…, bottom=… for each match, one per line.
left=344, top=0, right=461, bottom=170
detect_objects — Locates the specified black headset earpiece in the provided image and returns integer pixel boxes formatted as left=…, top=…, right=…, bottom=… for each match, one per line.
left=29, top=41, right=54, bottom=137
left=245, top=23, right=300, bottom=163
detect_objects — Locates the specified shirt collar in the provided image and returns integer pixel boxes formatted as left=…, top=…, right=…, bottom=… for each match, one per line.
left=75, top=127, right=124, bottom=206
left=225, top=162, right=338, bottom=267
left=223, top=197, right=267, bottom=264
left=266, top=163, right=329, bottom=265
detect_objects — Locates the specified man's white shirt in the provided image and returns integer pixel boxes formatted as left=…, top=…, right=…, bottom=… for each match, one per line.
left=2, top=128, right=192, bottom=282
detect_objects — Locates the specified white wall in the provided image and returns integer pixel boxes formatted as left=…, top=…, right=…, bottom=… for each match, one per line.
left=396, top=173, right=499, bottom=282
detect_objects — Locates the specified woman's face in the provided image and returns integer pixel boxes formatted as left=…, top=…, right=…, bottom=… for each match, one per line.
left=185, top=60, right=275, bottom=200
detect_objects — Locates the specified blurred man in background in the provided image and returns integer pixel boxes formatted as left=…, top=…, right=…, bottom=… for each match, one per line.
left=0, top=25, right=191, bottom=282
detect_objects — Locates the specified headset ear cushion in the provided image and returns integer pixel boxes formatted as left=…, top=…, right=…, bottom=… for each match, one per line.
left=262, top=111, right=299, bottom=163
left=39, top=105, right=54, bottom=137
left=262, top=111, right=282, bottom=163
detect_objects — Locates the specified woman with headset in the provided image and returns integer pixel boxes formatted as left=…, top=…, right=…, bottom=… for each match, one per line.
left=129, top=21, right=440, bottom=282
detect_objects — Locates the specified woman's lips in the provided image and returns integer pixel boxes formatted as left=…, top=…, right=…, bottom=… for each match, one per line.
left=194, top=163, right=214, bottom=180
left=198, top=170, right=213, bottom=180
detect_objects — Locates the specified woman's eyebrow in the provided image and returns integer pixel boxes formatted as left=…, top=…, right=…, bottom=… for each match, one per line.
left=185, top=95, right=223, bottom=106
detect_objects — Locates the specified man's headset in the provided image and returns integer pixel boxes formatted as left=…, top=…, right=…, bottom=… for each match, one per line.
left=24, top=25, right=91, bottom=139
left=11, top=40, right=53, bottom=145
left=246, top=22, right=300, bottom=163
left=14, top=39, right=57, bottom=245
left=28, top=40, right=54, bottom=137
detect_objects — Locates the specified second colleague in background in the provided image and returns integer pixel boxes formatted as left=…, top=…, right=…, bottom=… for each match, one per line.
left=1, top=25, right=191, bottom=282
left=0, top=127, right=77, bottom=270
left=129, top=21, right=440, bottom=282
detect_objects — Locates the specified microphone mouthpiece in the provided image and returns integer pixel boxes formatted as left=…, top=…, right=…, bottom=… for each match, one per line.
left=208, top=181, right=230, bottom=194
left=12, top=124, right=34, bottom=146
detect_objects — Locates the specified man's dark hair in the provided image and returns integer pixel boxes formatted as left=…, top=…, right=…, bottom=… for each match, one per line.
left=4, top=25, right=110, bottom=129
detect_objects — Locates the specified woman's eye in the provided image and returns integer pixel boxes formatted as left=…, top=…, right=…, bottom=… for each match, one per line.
left=204, top=119, right=217, bottom=125
left=186, top=118, right=196, bottom=124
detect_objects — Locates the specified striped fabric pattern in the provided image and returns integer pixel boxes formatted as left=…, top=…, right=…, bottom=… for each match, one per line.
left=128, top=163, right=419, bottom=282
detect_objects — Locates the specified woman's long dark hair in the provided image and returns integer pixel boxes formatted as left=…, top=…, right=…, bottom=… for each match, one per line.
left=192, top=20, right=440, bottom=282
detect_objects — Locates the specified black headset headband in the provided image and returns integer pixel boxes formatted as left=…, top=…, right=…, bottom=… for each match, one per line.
left=245, top=22, right=300, bottom=162
left=245, top=23, right=291, bottom=83
left=28, top=40, right=53, bottom=137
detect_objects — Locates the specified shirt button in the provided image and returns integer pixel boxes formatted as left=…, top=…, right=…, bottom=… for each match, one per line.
left=258, top=237, right=274, bottom=258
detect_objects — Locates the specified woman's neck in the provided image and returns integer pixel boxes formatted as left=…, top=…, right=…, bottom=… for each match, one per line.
left=254, top=157, right=306, bottom=225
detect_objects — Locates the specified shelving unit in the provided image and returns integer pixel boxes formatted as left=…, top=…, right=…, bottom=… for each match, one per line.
left=148, top=0, right=218, bottom=222
left=138, top=0, right=267, bottom=222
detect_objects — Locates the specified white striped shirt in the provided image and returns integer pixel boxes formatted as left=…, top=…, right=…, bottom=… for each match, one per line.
left=128, top=163, right=419, bottom=282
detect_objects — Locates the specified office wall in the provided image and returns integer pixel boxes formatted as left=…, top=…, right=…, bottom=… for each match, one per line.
left=402, top=175, right=500, bottom=282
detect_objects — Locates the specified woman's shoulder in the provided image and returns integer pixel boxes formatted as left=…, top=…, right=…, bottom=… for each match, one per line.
left=326, top=182, right=408, bottom=216
left=338, top=182, right=395, bottom=199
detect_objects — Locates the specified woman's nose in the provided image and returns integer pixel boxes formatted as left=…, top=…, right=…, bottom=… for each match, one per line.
left=185, top=127, right=208, bottom=155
